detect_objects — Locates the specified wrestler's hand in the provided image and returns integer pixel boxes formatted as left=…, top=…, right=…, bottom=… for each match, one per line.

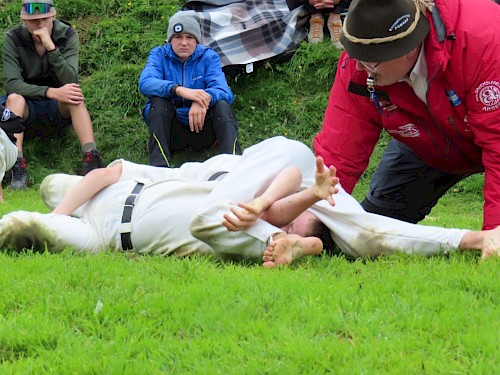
left=176, top=87, right=211, bottom=109
left=222, top=197, right=271, bottom=231
left=188, top=102, right=207, bottom=132
left=32, top=27, right=56, bottom=51
left=312, top=156, right=339, bottom=206
left=46, top=83, right=85, bottom=104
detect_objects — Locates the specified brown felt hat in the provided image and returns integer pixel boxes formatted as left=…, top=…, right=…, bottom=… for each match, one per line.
left=340, top=0, right=430, bottom=62
left=21, top=0, right=56, bottom=20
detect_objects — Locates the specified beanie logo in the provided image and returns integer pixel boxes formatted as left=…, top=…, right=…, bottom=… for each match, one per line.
left=173, top=23, right=184, bottom=34
left=1, top=108, right=11, bottom=122
left=475, top=81, right=500, bottom=112
left=389, top=14, right=410, bottom=32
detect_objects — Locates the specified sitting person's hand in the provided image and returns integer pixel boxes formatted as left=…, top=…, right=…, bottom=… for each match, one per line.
left=309, top=0, right=337, bottom=10
left=176, top=87, right=211, bottom=109
left=188, top=101, right=208, bottom=132
left=46, top=83, right=85, bottom=105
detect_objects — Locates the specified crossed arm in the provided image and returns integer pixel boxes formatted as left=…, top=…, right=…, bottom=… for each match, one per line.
left=223, top=157, right=339, bottom=230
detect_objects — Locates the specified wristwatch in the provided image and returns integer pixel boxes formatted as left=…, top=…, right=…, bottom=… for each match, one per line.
left=170, top=84, right=180, bottom=96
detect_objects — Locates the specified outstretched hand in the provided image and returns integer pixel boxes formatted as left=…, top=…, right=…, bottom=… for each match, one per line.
left=313, top=156, right=339, bottom=206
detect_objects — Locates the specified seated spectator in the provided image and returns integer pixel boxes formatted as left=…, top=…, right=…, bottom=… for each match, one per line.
left=305, top=0, right=351, bottom=48
left=1, top=0, right=104, bottom=190
left=139, top=12, right=241, bottom=167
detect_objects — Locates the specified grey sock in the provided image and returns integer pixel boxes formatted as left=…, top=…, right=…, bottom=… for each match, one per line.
left=82, top=142, right=97, bottom=153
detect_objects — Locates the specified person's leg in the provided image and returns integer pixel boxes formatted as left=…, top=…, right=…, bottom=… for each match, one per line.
left=58, top=101, right=104, bottom=175
left=145, top=96, right=176, bottom=167
left=327, top=11, right=343, bottom=49
left=4, top=94, right=29, bottom=190
left=308, top=12, right=325, bottom=43
left=0, top=128, right=20, bottom=201
left=360, top=139, right=469, bottom=223
left=0, top=211, right=101, bottom=253
left=262, top=233, right=324, bottom=268
left=190, top=136, right=317, bottom=259
left=206, top=100, right=242, bottom=155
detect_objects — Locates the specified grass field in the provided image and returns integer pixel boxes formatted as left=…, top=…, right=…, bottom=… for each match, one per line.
left=0, top=0, right=498, bottom=373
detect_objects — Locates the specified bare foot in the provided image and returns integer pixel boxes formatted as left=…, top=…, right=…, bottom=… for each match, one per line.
left=262, top=234, right=323, bottom=268
left=481, top=226, right=500, bottom=259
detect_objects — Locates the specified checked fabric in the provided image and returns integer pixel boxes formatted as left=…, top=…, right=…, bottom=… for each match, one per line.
left=181, top=0, right=309, bottom=67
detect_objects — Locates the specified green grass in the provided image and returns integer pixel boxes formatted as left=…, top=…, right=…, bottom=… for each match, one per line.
left=0, top=1, right=498, bottom=373
left=1, top=251, right=498, bottom=374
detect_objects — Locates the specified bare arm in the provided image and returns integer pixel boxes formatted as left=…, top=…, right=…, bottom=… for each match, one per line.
left=223, top=157, right=339, bottom=230
left=222, top=166, right=302, bottom=231
left=52, top=164, right=123, bottom=215
left=260, top=157, right=338, bottom=227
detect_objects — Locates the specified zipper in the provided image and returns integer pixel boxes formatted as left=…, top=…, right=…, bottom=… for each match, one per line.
left=424, top=64, right=475, bottom=164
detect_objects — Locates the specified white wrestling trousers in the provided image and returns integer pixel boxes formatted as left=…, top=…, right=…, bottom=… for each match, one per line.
left=38, top=137, right=316, bottom=258
left=0, top=128, right=18, bottom=182
left=38, top=137, right=468, bottom=258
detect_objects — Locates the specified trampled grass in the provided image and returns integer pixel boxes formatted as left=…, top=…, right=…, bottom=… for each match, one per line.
left=0, top=0, right=498, bottom=373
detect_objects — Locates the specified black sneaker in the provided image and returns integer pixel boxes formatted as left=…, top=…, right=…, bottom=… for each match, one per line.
left=8, top=157, right=28, bottom=190
left=82, top=150, right=104, bottom=175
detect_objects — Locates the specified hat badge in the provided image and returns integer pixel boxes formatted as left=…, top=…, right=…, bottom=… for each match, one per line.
left=173, top=23, right=184, bottom=33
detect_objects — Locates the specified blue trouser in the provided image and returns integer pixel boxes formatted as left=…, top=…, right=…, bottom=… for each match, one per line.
left=0, top=94, right=71, bottom=138
left=360, top=139, right=474, bottom=223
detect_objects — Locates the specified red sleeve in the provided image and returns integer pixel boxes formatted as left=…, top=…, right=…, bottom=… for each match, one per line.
left=459, top=3, right=500, bottom=229
left=314, top=53, right=383, bottom=193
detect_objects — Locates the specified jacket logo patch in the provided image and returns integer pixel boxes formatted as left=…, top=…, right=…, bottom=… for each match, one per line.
left=1, top=108, right=11, bottom=122
left=387, top=124, right=420, bottom=138
left=389, top=14, right=410, bottom=32
left=475, top=81, right=500, bottom=112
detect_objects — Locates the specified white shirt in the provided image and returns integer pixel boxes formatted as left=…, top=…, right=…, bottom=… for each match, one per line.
left=400, top=43, right=429, bottom=104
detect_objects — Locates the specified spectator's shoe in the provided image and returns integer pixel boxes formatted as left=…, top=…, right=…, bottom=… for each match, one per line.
left=8, top=157, right=28, bottom=190
left=328, top=20, right=343, bottom=49
left=82, top=150, right=104, bottom=175
left=308, top=13, right=324, bottom=44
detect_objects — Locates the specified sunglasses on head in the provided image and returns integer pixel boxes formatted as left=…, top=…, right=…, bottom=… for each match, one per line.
left=23, top=3, right=51, bottom=15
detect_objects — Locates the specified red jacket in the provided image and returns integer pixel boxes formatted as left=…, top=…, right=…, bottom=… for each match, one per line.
left=314, top=0, right=500, bottom=229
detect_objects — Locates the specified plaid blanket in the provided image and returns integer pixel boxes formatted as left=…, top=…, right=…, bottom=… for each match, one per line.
left=181, top=0, right=309, bottom=68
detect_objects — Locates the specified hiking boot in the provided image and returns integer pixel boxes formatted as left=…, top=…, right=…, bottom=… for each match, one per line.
left=82, top=150, right=104, bottom=175
left=8, top=157, right=28, bottom=190
left=308, top=13, right=324, bottom=44
left=328, top=19, right=343, bottom=49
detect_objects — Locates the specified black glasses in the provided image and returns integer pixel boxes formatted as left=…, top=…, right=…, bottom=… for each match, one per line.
left=23, top=3, right=51, bottom=15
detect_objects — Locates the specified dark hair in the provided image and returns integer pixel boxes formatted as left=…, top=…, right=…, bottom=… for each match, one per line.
left=308, top=217, right=339, bottom=255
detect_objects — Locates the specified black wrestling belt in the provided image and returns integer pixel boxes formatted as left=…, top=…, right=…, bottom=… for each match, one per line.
left=120, top=182, right=145, bottom=251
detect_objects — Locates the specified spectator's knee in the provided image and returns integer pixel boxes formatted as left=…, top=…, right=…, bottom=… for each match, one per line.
left=5, top=93, right=26, bottom=108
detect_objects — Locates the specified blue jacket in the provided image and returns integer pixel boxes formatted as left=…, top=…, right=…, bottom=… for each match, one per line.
left=139, top=43, right=234, bottom=125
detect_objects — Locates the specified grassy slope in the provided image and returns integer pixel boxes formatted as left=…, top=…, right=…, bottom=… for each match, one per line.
left=0, top=1, right=497, bottom=373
